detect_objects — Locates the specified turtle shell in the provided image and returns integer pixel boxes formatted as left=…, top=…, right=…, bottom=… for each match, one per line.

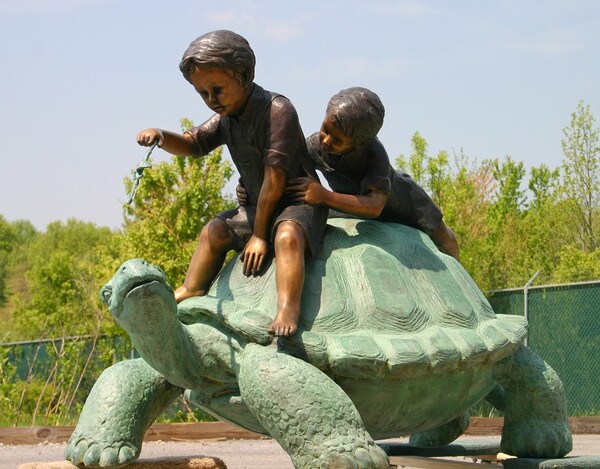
left=179, top=218, right=526, bottom=379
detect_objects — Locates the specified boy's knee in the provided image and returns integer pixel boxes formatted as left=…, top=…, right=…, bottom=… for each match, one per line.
left=203, top=218, right=234, bottom=248
left=431, top=222, right=459, bottom=260
left=274, top=221, right=305, bottom=250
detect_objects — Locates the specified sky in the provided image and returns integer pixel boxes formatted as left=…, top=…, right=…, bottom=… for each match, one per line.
left=1, top=0, right=599, bottom=231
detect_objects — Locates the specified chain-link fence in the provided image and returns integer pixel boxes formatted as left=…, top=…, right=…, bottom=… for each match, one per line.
left=3, top=280, right=599, bottom=424
left=0, top=335, right=209, bottom=426
left=0, top=335, right=135, bottom=426
left=487, top=279, right=600, bottom=416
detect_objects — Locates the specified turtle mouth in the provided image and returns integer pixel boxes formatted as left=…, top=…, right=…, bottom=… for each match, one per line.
left=127, top=279, right=166, bottom=295
left=106, top=277, right=173, bottom=318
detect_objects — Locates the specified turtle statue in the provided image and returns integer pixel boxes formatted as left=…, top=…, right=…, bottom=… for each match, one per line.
left=65, top=219, right=572, bottom=468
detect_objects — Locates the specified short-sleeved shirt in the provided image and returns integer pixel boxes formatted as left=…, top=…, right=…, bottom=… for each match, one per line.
left=306, top=132, right=443, bottom=234
left=185, top=85, right=327, bottom=254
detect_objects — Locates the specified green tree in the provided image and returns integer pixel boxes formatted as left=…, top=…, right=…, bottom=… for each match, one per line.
left=0, top=215, right=16, bottom=305
left=528, top=164, right=560, bottom=209
left=426, top=149, right=451, bottom=207
left=396, top=131, right=428, bottom=187
left=121, top=118, right=235, bottom=286
left=552, top=245, right=600, bottom=283
left=9, top=219, right=119, bottom=341
left=560, top=101, right=600, bottom=252
left=489, top=156, right=526, bottom=224
left=0, top=218, right=38, bottom=316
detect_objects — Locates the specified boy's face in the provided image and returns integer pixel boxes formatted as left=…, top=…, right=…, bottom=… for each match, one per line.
left=189, top=67, right=250, bottom=116
left=319, top=114, right=356, bottom=155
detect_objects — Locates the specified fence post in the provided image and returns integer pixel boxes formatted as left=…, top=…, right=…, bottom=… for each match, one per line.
left=523, top=271, right=540, bottom=347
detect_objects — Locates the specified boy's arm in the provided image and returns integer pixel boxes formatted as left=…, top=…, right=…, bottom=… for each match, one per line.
left=137, top=129, right=198, bottom=156
left=240, top=165, right=286, bottom=275
left=288, top=177, right=387, bottom=219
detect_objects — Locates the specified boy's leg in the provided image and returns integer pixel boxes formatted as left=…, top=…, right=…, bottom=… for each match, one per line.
left=268, top=221, right=306, bottom=337
left=175, top=218, right=237, bottom=302
left=429, top=221, right=460, bottom=261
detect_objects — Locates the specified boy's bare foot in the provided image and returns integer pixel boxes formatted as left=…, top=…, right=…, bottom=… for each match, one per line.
left=174, top=285, right=204, bottom=303
left=267, top=308, right=300, bottom=337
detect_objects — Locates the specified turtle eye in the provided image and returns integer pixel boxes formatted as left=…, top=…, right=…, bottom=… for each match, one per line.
left=100, top=286, right=113, bottom=305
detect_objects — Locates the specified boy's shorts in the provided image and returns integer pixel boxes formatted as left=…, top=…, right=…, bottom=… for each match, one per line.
left=216, top=203, right=328, bottom=257
left=377, top=170, right=444, bottom=234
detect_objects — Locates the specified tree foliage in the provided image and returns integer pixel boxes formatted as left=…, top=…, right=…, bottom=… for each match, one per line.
left=120, top=118, right=235, bottom=286
left=560, top=100, right=600, bottom=252
left=395, top=101, right=600, bottom=289
left=8, top=219, right=120, bottom=341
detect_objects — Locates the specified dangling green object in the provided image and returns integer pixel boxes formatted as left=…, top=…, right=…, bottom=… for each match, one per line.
left=127, top=142, right=157, bottom=205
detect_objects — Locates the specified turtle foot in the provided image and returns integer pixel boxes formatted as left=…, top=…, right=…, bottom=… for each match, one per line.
left=323, top=444, right=389, bottom=469
left=501, top=420, right=572, bottom=459
left=65, top=435, right=139, bottom=468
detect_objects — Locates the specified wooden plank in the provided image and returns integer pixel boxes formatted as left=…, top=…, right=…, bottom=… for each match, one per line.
left=0, top=417, right=598, bottom=445
left=0, top=422, right=262, bottom=445
left=0, top=425, right=73, bottom=445
left=466, top=417, right=504, bottom=435
left=389, top=455, right=502, bottom=469
left=144, top=422, right=263, bottom=442
left=466, top=417, right=600, bottom=436
left=568, top=416, right=600, bottom=434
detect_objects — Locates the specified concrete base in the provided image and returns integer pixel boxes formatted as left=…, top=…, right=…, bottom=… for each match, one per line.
left=18, top=456, right=227, bottom=469
left=380, top=439, right=600, bottom=468
left=502, top=456, right=600, bottom=468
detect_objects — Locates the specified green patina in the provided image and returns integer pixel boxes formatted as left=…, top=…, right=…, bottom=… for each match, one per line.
left=65, top=219, right=572, bottom=468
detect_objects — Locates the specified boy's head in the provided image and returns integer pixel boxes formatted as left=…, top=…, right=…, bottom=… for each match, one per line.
left=179, top=31, right=256, bottom=116
left=321, top=87, right=385, bottom=153
left=180, top=30, right=255, bottom=85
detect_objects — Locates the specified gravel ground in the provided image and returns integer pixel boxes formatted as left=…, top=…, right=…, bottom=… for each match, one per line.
left=2, top=435, right=599, bottom=469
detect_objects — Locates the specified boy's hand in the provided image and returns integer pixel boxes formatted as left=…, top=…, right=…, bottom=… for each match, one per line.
left=287, top=177, right=326, bottom=206
left=240, top=235, right=269, bottom=276
left=137, top=129, right=164, bottom=147
left=236, top=183, right=248, bottom=206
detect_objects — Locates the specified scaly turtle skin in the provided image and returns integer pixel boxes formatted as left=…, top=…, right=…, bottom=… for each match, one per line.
left=65, top=219, right=572, bottom=468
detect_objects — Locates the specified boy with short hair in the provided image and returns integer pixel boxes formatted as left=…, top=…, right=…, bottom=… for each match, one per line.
left=137, top=30, right=327, bottom=337
left=287, top=87, right=459, bottom=260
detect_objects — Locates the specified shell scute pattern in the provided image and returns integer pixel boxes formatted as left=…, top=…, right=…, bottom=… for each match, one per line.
left=301, top=220, right=527, bottom=378
left=193, top=219, right=527, bottom=379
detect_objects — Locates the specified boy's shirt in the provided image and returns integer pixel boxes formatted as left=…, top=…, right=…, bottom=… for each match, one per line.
left=306, top=132, right=392, bottom=197
left=186, top=84, right=318, bottom=206
left=306, top=132, right=442, bottom=233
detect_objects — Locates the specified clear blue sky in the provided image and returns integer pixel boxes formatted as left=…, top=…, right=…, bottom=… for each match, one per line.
left=1, top=0, right=599, bottom=231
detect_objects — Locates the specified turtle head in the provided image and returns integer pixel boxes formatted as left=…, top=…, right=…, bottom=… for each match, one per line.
left=100, top=259, right=174, bottom=319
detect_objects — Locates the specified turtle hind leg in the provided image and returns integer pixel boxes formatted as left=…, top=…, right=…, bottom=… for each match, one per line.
left=238, top=343, right=389, bottom=469
left=409, top=412, right=471, bottom=447
left=65, top=358, right=183, bottom=467
left=492, top=345, right=572, bottom=458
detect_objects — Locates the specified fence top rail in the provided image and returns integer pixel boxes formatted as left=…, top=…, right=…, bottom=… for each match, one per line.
left=487, top=278, right=600, bottom=295
left=0, top=334, right=109, bottom=347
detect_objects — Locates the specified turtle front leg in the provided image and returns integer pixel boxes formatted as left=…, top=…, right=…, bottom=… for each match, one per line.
left=65, top=358, right=183, bottom=468
left=492, top=345, right=572, bottom=458
left=238, top=344, right=389, bottom=469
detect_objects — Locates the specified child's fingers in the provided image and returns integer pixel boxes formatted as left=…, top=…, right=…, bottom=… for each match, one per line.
left=253, top=253, right=264, bottom=275
left=286, top=182, right=307, bottom=193
left=243, top=252, right=256, bottom=276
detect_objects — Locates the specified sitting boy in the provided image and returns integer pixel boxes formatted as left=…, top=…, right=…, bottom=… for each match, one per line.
left=287, top=87, right=459, bottom=260
left=137, top=30, right=328, bottom=337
